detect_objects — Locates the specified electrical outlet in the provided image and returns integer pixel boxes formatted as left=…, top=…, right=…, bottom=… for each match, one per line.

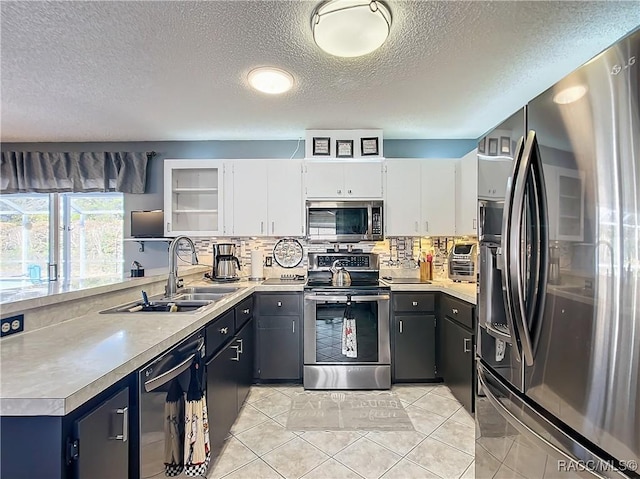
left=265, top=256, right=273, bottom=267
left=1, top=314, right=24, bottom=337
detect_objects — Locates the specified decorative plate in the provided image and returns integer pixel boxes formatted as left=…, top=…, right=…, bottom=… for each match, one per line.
left=273, top=238, right=304, bottom=268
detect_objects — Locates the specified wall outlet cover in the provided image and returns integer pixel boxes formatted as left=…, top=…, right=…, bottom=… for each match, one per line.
left=1, top=314, right=24, bottom=337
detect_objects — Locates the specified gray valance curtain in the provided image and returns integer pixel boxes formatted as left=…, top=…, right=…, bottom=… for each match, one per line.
left=0, top=151, right=152, bottom=194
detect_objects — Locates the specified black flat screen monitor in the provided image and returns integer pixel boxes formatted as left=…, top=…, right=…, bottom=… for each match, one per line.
left=131, top=210, right=164, bottom=238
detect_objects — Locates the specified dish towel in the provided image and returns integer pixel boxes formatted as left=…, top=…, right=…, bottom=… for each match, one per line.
left=341, top=300, right=357, bottom=358
left=184, top=355, right=211, bottom=477
left=164, top=379, right=185, bottom=477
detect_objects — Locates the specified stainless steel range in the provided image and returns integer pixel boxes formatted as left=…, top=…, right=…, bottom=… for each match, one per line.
left=303, top=251, right=391, bottom=390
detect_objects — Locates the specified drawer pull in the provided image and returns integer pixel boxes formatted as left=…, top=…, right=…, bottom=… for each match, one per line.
left=277, top=301, right=282, bottom=307
left=243, top=308, right=250, bottom=314
left=399, top=320, right=403, bottom=333
left=230, top=345, right=240, bottom=361
left=412, top=301, right=418, bottom=306
left=220, top=327, right=229, bottom=334
left=463, top=338, right=472, bottom=353
left=452, top=308, right=459, bottom=315
left=292, top=321, right=295, bottom=333
left=237, top=338, right=243, bottom=354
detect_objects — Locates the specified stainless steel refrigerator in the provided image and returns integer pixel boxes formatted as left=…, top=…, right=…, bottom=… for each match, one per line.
left=476, top=27, right=640, bottom=479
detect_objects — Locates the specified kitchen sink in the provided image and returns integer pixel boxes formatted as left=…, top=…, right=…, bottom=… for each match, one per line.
left=180, top=286, right=241, bottom=294
left=100, top=299, right=214, bottom=314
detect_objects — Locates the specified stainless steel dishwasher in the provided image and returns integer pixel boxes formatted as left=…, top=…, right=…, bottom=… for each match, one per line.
left=138, top=332, right=204, bottom=479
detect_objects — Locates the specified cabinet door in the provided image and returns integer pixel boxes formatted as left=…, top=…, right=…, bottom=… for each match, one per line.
left=256, top=316, right=301, bottom=380
left=232, top=160, right=269, bottom=236
left=421, top=159, right=456, bottom=236
left=384, top=160, right=422, bottom=236
left=393, top=315, right=436, bottom=381
left=443, top=316, right=474, bottom=412
left=164, top=159, right=225, bottom=237
left=207, top=343, right=238, bottom=453
left=236, top=319, right=254, bottom=410
left=478, top=158, right=513, bottom=199
left=75, top=387, right=129, bottom=479
left=344, top=161, right=383, bottom=198
left=456, top=149, right=478, bottom=235
left=304, top=161, right=343, bottom=198
left=268, top=160, right=304, bottom=236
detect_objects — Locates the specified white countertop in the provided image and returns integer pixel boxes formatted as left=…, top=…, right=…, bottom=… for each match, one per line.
left=0, top=277, right=475, bottom=417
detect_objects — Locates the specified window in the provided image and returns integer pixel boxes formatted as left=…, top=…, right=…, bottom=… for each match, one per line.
left=0, top=193, right=123, bottom=290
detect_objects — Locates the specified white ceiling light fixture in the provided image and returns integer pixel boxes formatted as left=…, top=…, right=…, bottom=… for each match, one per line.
left=247, top=67, right=294, bottom=94
left=311, top=0, right=392, bottom=58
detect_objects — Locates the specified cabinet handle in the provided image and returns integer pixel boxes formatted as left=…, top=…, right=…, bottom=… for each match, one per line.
left=277, top=301, right=282, bottom=307
left=412, top=301, right=418, bottom=306
left=167, top=222, right=171, bottom=233
left=425, top=221, right=429, bottom=232
left=415, top=221, right=418, bottom=232
left=237, top=338, right=243, bottom=354
left=348, top=189, right=352, bottom=194
left=261, top=221, right=264, bottom=234
left=271, top=221, right=275, bottom=234
left=230, top=345, right=240, bottom=361
left=452, top=308, right=458, bottom=315
left=399, top=320, right=403, bottom=333
left=473, top=218, right=477, bottom=230
left=220, top=327, right=229, bottom=334
left=337, top=189, right=342, bottom=195
left=463, top=338, right=472, bottom=353
left=243, top=308, right=250, bottom=314
left=292, top=321, right=295, bottom=333
left=111, top=407, right=128, bottom=442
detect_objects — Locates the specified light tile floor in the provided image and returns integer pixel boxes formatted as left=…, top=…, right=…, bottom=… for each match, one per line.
left=207, top=384, right=475, bottom=479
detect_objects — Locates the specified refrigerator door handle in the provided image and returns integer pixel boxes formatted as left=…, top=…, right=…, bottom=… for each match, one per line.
left=500, top=136, right=525, bottom=363
left=509, top=131, right=536, bottom=366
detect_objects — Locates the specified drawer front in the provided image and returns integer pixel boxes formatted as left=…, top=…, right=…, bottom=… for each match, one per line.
left=392, top=293, right=435, bottom=313
left=235, top=297, right=254, bottom=331
left=206, top=310, right=235, bottom=355
left=257, top=293, right=301, bottom=316
left=441, top=294, right=474, bottom=329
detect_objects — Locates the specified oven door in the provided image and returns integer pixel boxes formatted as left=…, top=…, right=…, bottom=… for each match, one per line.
left=304, top=291, right=390, bottom=365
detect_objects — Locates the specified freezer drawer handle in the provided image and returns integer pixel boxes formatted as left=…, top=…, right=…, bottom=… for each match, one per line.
left=110, top=407, right=129, bottom=442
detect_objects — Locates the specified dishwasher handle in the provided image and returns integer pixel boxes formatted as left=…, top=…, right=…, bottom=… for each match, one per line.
left=143, top=338, right=204, bottom=392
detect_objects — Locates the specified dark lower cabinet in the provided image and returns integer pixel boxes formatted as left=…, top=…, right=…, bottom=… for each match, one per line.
left=255, top=292, right=302, bottom=381
left=236, top=319, right=254, bottom=410
left=393, top=314, right=437, bottom=381
left=256, top=316, right=301, bottom=380
left=439, top=294, right=475, bottom=413
left=207, top=341, right=239, bottom=454
left=74, top=387, right=129, bottom=479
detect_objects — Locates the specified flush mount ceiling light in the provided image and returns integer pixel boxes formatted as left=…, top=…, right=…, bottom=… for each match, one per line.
left=553, top=85, right=588, bottom=104
left=311, top=0, right=392, bottom=58
left=247, top=67, right=294, bottom=94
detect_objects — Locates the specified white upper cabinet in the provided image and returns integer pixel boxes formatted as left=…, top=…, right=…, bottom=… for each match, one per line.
left=267, top=160, right=304, bottom=236
left=384, top=159, right=456, bottom=237
left=164, top=159, right=225, bottom=237
left=456, top=149, right=478, bottom=236
left=229, top=159, right=304, bottom=237
left=303, top=160, right=384, bottom=199
left=478, top=157, right=513, bottom=199
left=230, top=160, right=269, bottom=236
left=421, top=159, right=456, bottom=236
left=384, top=160, right=422, bottom=236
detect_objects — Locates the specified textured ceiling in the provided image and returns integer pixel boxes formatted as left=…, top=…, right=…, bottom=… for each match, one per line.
left=1, top=1, right=639, bottom=142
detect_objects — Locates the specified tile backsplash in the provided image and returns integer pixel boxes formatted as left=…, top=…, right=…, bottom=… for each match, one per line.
left=193, top=236, right=477, bottom=279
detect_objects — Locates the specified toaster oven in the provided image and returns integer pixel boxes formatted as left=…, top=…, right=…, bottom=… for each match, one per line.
left=448, top=243, right=478, bottom=282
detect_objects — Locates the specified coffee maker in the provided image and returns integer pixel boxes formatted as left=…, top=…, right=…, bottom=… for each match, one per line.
left=213, top=243, right=241, bottom=281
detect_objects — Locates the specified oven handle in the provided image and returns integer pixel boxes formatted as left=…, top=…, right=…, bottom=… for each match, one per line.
left=304, top=294, right=390, bottom=302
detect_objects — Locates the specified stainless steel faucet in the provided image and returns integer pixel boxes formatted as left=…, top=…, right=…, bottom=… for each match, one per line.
left=166, top=235, right=198, bottom=298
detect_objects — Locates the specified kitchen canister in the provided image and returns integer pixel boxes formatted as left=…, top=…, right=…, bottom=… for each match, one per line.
left=250, top=250, right=264, bottom=280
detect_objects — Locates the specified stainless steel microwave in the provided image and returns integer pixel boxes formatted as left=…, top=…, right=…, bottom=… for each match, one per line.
left=306, top=200, right=383, bottom=243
